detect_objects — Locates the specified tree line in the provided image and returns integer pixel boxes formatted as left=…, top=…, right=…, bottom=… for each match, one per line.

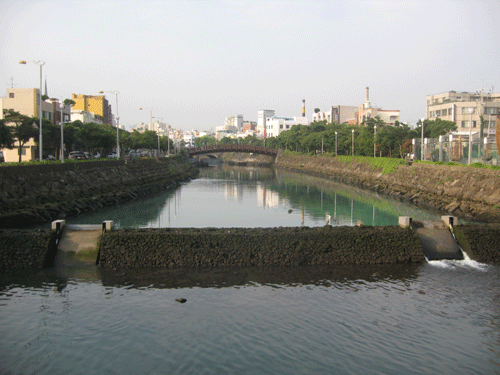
left=0, top=110, right=173, bottom=162
left=195, top=117, right=457, bottom=158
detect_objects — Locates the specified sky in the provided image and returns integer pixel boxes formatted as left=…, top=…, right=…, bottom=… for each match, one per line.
left=1, top=0, right=499, bottom=131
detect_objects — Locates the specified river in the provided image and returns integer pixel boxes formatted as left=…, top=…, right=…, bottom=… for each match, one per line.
left=1, top=165, right=499, bottom=374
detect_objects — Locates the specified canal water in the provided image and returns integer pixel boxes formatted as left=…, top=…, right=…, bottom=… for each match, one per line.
left=1, top=166, right=499, bottom=374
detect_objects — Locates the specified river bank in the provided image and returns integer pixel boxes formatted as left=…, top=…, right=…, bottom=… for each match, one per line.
left=0, top=155, right=198, bottom=228
left=273, top=154, right=500, bottom=223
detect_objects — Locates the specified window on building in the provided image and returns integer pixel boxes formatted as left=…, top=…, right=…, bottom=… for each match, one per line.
left=286, top=125, right=290, bottom=129
left=18, top=147, right=27, bottom=156
left=472, top=121, right=477, bottom=128
left=280, top=125, right=283, bottom=129
left=436, top=110, right=441, bottom=116
left=448, top=108, right=453, bottom=115
left=9, top=93, right=14, bottom=98
left=462, top=121, right=469, bottom=127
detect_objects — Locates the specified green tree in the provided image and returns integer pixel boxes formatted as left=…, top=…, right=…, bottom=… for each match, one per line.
left=194, top=135, right=217, bottom=147
left=0, top=118, right=14, bottom=149
left=3, top=110, right=38, bottom=162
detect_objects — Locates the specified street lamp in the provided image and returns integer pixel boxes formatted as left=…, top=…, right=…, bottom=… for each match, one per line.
left=374, top=125, right=377, bottom=158
left=468, top=107, right=474, bottom=164
left=19, top=60, right=45, bottom=161
left=153, top=116, right=163, bottom=157
left=99, top=91, right=120, bottom=158
left=60, top=103, right=65, bottom=162
left=352, top=129, right=355, bottom=156
left=420, top=118, right=425, bottom=161
left=335, top=131, right=338, bottom=156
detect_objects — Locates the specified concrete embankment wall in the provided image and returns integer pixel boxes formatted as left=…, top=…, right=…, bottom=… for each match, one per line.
left=0, top=229, right=57, bottom=269
left=275, top=155, right=500, bottom=223
left=97, top=226, right=425, bottom=268
left=0, top=155, right=198, bottom=228
left=454, top=224, right=500, bottom=264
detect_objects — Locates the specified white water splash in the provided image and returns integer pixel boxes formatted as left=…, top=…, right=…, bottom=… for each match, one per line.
left=426, top=248, right=489, bottom=271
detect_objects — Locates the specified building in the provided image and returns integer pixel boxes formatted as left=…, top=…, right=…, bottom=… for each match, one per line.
left=265, top=116, right=309, bottom=138
left=426, top=90, right=500, bottom=139
left=71, top=110, right=103, bottom=124
left=312, top=105, right=357, bottom=124
left=71, top=94, right=109, bottom=124
left=357, top=87, right=400, bottom=125
left=225, top=115, right=243, bottom=130
left=257, top=110, right=276, bottom=136
left=0, top=88, right=71, bottom=162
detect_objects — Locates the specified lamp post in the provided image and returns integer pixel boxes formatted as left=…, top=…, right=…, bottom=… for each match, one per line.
left=19, top=60, right=45, bottom=161
left=99, top=91, right=120, bottom=158
left=60, top=103, right=65, bottom=162
left=335, top=131, right=338, bottom=156
left=139, top=107, right=153, bottom=131
left=468, top=107, right=474, bottom=164
left=373, top=125, right=377, bottom=158
left=153, top=116, right=163, bottom=157
left=352, top=129, right=355, bottom=156
left=420, top=118, right=425, bottom=161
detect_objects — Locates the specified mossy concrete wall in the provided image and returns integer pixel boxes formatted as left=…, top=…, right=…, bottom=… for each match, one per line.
left=0, top=155, right=198, bottom=228
left=0, top=229, right=57, bottom=269
left=97, top=226, right=425, bottom=268
left=275, top=155, right=500, bottom=223
left=454, top=224, right=500, bottom=264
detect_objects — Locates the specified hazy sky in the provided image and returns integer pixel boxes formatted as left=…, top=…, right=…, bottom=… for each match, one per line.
left=1, top=0, right=499, bottom=131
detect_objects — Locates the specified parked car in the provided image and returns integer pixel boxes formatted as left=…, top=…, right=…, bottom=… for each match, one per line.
left=84, top=152, right=91, bottom=159
left=0, top=151, right=4, bottom=163
left=94, top=152, right=101, bottom=159
left=107, top=152, right=117, bottom=158
left=68, top=151, right=86, bottom=160
left=43, top=155, right=57, bottom=161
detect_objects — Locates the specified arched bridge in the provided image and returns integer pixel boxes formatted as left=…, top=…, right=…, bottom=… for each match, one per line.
left=187, top=144, right=279, bottom=157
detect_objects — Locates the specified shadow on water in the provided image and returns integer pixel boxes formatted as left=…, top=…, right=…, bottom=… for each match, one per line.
left=0, top=263, right=422, bottom=291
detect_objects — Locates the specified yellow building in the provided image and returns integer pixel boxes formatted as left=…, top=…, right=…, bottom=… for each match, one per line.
left=72, top=94, right=109, bottom=124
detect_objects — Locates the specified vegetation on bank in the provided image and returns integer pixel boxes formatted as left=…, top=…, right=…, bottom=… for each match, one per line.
left=282, top=151, right=500, bottom=173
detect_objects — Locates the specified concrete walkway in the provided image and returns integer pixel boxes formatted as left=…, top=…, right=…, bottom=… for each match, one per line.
left=414, top=220, right=463, bottom=260
left=54, top=225, right=102, bottom=266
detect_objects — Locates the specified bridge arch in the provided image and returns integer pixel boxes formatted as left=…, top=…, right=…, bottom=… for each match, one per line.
left=187, top=144, right=279, bottom=157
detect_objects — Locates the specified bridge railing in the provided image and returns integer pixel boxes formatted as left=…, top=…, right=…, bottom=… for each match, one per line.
left=187, top=144, right=278, bottom=156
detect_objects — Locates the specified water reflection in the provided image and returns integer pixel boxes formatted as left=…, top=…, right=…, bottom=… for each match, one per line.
left=0, top=263, right=422, bottom=292
left=66, top=165, right=442, bottom=229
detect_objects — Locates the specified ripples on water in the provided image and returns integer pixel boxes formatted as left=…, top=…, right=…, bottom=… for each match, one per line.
left=1, top=263, right=499, bottom=375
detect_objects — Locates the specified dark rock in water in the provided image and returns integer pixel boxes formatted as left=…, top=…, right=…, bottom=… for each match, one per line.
left=175, top=298, right=187, bottom=303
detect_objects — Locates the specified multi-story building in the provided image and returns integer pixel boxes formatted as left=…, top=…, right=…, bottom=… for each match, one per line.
left=71, top=110, right=103, bottom=124
left=0, top=88, right=71, bottom=162
left=71, top=94, right=109, bottom=124
left=357, top=87, right=400, bottom=125
left=257, top=110, right=276, bottom=136
left=312, top=105, right=357, bottom=124
left=426, top=90, right=500, bottom=139
left=224, top=115, right=243, bottom=130
left=265, top=116, right=309, bottom=138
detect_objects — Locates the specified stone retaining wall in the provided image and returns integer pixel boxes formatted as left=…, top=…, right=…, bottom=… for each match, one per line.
left=275, top=155, right=500, bottom=223
left=97, top=226, right=425, bottom=268
left=0, top=229, right=57, bottom=269
left=453, top=224, right=500, bottom=264
left=0, top=155, right=198, bottom=228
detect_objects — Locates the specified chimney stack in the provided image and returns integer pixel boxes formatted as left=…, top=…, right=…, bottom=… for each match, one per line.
left=302, top=99, right=305, bottom=117
left=366, top=87, right=369, bottom=102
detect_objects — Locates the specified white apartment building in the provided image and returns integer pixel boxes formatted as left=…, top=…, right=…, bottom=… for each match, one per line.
left=71, top=110, right=103, bottom=124
left=257, top=110, right=276, bottom=136
left=225, top=115, right=243, bottom=130
left=312, top=105, right=358, bottom=124
left=426, top=90, right=500, bottom=139
left=265, top=116, right=309, bottom=138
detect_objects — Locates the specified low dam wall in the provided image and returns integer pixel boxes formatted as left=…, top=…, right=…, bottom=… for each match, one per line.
left=1, top=223, right=499, bottom=270
left=0, top=229, right=57, bottom=269
left=453, top=223, right=500, bottom=263
left=97, top=226, right=425, bottom=268
left=0, top=155, right=198, bottom=228
left=274, top=155, right=500, bottom=223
